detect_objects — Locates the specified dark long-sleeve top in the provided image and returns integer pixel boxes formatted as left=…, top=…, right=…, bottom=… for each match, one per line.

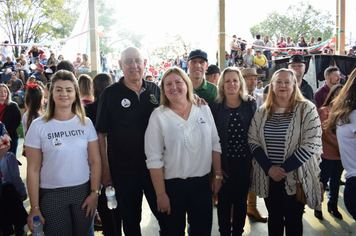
left=1, top=101, right=21, bottom=140
left=210, top=97, right=257, bottom=176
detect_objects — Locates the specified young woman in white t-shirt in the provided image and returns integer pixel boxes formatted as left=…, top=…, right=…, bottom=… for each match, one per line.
left=325, top=68, right=356, bottom=221
left=26, top=70, right=101, bottom=235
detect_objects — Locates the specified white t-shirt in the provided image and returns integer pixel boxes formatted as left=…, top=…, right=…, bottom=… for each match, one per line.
left=336, top=110, right=356, bottom=179
left=145, top=104, right=221, bottom=180
left=25, top=115, right=98, bottom=188
left=254, top=87, right=264, bottom=96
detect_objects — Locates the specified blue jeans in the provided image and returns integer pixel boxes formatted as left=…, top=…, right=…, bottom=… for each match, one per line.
left=164, top=174, right=212, bottom=236
left=11, top=91, right=25, bottom=105
left=263, top=51, right=272, bottom=68
left=344, top=177, right=356, bottom=220
left=77, top=68, right=91, bottom=73
left=319, top=158, right=344, bottom=204
left=30, top=71, right=42, bottom=81
left=87, top=217, right=95, bottom=236
left=112, top=177, right=167, bottom=236
left=102, top=64, right=108, bottom=73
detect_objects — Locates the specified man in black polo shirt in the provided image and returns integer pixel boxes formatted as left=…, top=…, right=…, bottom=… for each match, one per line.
left=96, top=47, right=167, bottom=236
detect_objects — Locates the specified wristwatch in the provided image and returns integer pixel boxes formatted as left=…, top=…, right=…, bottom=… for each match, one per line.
left=91, top=189, right=100, bottom=195
left=214, top=175, right=223, bottom=180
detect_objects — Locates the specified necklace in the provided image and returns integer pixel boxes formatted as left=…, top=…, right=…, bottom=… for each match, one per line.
left=172, top=103, right=190, bottom=118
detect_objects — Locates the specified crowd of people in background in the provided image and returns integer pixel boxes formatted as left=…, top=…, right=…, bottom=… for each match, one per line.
left=0, top=34, right=355, bottom=236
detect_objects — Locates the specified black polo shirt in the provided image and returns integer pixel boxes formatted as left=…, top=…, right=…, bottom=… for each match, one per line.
left=96, top=77, right=160, bottom=180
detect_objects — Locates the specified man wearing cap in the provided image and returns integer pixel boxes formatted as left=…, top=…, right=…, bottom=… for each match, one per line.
left=187, top=49, right=217, bottom=104
left=254, top=80, right=264, bottom=96
left=253, top=50, right=269, bottom=81
left=288, top=55, right=313, bottom=101
left=205, top=64, right=220, bottom=85
left=240, top=68, right=267, bottom=223
left=313, top=67, right=340, bottom=109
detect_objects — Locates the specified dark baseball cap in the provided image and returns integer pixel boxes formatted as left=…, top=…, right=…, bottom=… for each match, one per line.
left=206, top=65, right=220, bottom=75
left=188, top=49, right=208, bottom=62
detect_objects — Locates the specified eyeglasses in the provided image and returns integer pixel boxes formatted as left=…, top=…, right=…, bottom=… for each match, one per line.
left=290, top=64, right=304, bottom=68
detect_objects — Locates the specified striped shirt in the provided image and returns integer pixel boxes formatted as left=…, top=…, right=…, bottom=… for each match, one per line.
left=264, top=112, right=292, bottom=166
left=249, top=108, right=313, bottom=174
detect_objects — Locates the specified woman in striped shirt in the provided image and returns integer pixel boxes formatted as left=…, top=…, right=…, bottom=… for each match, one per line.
left=248, top=68, right=323, bottom=236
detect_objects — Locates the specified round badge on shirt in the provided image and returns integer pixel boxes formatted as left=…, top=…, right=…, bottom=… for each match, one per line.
left=121, top=98, right=131, bottom=108
left=52, top=138, right=62, bottom=147
left=198, top=117, right=206, bottom=124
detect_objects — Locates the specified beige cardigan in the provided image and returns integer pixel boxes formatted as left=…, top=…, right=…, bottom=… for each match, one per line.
left=248, top=101, right=323, bottom=209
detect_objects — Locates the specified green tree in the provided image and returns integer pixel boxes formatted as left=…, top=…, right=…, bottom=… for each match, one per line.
left=96, top=0, right=143, bottom=55
left=250, top=2, right=334, bottom=44
left=0, top=0, right=78, bottom=56
left=152, top=34, right=196, bottom=62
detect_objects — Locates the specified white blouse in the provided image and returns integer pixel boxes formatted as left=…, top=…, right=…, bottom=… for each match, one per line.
left=145, top=104, right=221, bottom=180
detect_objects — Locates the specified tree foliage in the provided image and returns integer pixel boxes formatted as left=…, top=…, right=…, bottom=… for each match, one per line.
left=250, top=2, right=334, bottom=44
left=0, top=0, right=78, bottom=56
left=151, top=34, right=196, bottom=63
left=97, top=0, right=143, bottom=55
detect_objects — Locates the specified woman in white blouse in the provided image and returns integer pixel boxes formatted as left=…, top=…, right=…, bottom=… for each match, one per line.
left=145, top=67, right=222, bottom=236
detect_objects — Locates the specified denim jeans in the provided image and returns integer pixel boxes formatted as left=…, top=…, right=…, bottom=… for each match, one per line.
left=77, top=68, right=91, bottom=73
left=102, top=64, right=108, bottom=73
left=319, top=157, right=344, bottom=204
left=263, top=51, right=272, bottom=68
left=87, top=217, right=95, bottom=236
left=344, top=177, right=356, bottom=220
left=164, top=174, right=212, bottom=236
left=113, top=177, right=167, bottom=236
left=11, top=91, right=25, bottom=105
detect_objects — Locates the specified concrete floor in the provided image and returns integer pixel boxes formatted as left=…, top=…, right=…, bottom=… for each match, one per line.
left=16, top=138, right=356, bottom=236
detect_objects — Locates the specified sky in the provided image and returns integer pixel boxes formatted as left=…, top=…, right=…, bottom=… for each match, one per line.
left=1, top=0, right=355, bottom=63
left=111, top=0, right=356, bottom=62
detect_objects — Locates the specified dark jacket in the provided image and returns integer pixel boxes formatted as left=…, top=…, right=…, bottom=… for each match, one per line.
left=2, top=101, right=21, bottom=140
left=210, top=98, right=257, bottom=177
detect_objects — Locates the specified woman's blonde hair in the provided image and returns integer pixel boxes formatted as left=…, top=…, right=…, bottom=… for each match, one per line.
left=43, top=70, right=86, bottom=125
left=325, top=67, right=356, bottom=134
left=264, top=68, right=306, bottom=119
left=160, top=67, right=196, bottom=107
left=0, top=84, right=11, bottom=105
left=78, top=74, right=93, bottom=96
left=216, top=67, right=248, bottom=103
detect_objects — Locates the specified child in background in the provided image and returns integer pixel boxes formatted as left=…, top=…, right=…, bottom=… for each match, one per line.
left=0, top=122, right=28, bottom=236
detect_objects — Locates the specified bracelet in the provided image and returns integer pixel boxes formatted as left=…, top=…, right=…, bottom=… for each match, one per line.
left=31, top=206, right=40, bottom=211
left=91, top=189, right=100, bottom=195
left=214, top=175, right=223, bottom=180
left=214, top=170, right=221, bottom=173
